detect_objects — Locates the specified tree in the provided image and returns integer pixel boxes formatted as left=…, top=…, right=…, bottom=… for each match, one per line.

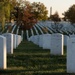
left=18, top=1, right=48, bottom=30
left=21, top=4, right=37, bottom=30
left=9, top=1, right=48, bottom=30
left=11, top=0, right=37, bottom=30
left=50, top=11, right=61, bottom=22
left=2, top=1, right=48, bottom=30
left=0, top=0, right=11, bottom=30
left=31, top=2, right=48, bottom=21
left=64, top=4, right=75, bottom=24
left=50, top=12, right=62, bottom=31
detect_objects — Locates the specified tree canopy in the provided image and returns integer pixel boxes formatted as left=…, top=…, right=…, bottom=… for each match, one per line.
left=64, top=4, right=75, bottom=24
left=13, top=1, right=48, bottom=30
left=0, top=0, right=48, bottom=30
left=0, top=0, right=12, bottom=30
left=50, top=11, right=61, bottom=22
left=31, top=2, right=48, bottom=21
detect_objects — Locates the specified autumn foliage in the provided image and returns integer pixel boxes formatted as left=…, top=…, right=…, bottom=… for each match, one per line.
left=22, top=5, right=37, bottom=30
left=11, top=1, right=48, bottom=30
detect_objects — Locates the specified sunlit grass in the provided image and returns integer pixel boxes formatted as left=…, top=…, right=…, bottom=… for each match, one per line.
left=0, top=40, right=75, bottom=75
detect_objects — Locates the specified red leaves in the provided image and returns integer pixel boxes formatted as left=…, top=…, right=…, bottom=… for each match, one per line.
left=22, top=5, right=37, bottom=30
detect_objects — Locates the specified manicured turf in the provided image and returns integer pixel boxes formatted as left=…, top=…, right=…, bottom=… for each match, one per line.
left=0, top=40, right=74, bottom=75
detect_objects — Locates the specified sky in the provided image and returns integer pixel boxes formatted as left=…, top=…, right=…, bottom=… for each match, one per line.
left=27, top=0, right=75, bottom=17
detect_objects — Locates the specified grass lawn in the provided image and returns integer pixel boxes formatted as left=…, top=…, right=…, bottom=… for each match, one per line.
left=0, top=40, right=75, bottom=75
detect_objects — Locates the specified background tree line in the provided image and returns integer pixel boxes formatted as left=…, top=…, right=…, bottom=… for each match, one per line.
left=0, top=0, right=48, bottom=30
left=0, top=0, right=75, bottom=30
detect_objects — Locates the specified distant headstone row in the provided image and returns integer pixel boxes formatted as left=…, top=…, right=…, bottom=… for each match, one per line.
left=29, top=33, right=63, bottom=55
left=23, top=21, right=75, bottom=41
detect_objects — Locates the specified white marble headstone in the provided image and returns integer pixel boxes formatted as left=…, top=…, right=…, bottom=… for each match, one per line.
left=70, top=34, right=75, bottom=38
left=33, top=35, right=39, bottom=45
left=21, top=30, right=23, bottom=40
left=42, top=34, right=51, bottom=49
left=51, top=33, right=64, bottom=55
left=13, top=34, right=17, bottom=49
left=33, top=26, right=39, bottom=35
left=67, top=37, right=75, bottom=73
left=0, top=36, right=7, bottom=69
left=64, top=35, right=69, bottom=46
left=16, top=35, right=22, bottom=47
left=38, top=35, right=43, bottom=47
left=2, top=33, right=13, bottom=54
left=31, top=28, right=34, bottom=36
left=29, top=36, right=34, bottom=42
left=29, top=35, right=39, bottom=45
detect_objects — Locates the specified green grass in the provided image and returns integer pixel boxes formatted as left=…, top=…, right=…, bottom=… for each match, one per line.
left=23, top=30, right=27, bottom=40
left=0, top=40, right=75, bottom=75
left=0, top=24, right=74, bottom=75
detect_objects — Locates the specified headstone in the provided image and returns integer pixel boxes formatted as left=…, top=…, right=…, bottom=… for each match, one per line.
left=33, top=35, right=39, bottom=45
left=64, top=35, right=69, bottom=46
left=51, top=33, right=64, bottom=55
left=67, top=37, right=75, bottom=73
left=42, top=34, right=51, bottom=49
left=16, top=35, right=22, bottom=47
left=18, top=35, right=22, bottom=44
left=11, top=25, right=17, bottom=33
left=38, top=25, right=48, bottom=34
left=30, top=35, right=39, bottom=45
left=29, top=36, right=34, bottom=42
left=31, top=28, right=34, bottom=36
left=21, top=30, right=23, bottom=40
left=38, top=34, right=43, bottom=47
left=13, top=34, right=17, bottom=49
left=16, top=26, right=19, bottom=34
left=2, top=33, right=13, bottom=54
left=35, top=25, right=43, bottom=34
left=16, top=35, right=19, bottom=47
left=70, top=34, right=75, bottom=38
left=46, top=27, right=53, bottom=33
left=33, top=26, right=39, bottom=35
left=0, top=36, right=7, bottom=69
